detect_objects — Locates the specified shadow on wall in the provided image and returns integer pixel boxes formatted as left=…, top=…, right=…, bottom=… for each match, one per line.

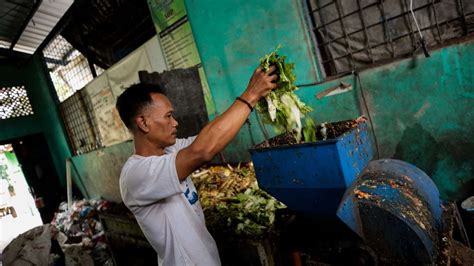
left=394, top=123, right=474, bottom=201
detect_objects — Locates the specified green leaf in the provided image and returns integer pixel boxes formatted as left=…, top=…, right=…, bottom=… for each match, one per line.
left=256, top=46, right=315, bottom=142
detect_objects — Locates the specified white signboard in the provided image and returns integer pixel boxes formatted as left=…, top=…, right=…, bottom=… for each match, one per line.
left=85, top=74, right=131, bottom=146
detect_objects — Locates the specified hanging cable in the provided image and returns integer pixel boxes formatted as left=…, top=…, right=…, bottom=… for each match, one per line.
left=410, top=0, right=430, bottom=57
left=354, top=71, right=380, bottom=159
left=245, top=118, right=256, bottom=147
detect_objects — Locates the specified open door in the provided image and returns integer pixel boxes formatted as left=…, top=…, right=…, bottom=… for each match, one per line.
left=0, top=143, right=42, bottom=252
left=10, top=133, right=65, bottom=223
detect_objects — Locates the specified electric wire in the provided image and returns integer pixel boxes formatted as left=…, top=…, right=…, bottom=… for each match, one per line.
left=410, top=0, right=424, bottom=39
left=245, top=118, right=256, bottom=147
left=354, top=71, right=380, bottom=159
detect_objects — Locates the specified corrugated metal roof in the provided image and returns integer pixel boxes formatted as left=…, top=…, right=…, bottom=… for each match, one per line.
left=0, top=0, right=73, bottom=55
left=14, top=0, right=73, bottom=54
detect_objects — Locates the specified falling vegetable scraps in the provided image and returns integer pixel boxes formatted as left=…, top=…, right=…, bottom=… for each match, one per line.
left=256, top=46, right=316, bottom=142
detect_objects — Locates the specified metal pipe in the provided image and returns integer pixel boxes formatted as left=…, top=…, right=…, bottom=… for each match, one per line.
left=66, top=158, right=72, bottom=210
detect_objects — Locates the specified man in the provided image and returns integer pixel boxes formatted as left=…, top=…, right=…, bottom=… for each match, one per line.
left=116, top=66, right=277, bottom=265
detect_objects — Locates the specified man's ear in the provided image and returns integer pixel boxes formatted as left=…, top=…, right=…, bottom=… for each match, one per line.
left=135, top=115, right=149, bottom=133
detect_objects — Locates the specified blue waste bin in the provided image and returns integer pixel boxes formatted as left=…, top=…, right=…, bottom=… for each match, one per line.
left=249, top=120, right=373, bottom=214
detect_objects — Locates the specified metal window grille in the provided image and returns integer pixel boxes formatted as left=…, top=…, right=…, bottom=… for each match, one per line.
left=306, top=0, right=474, bottom=77
left=43, top=35, right=94, bottom=102
left=0, top=85, right=34, bottom=120
left=60, top=91, right=101, bottom=155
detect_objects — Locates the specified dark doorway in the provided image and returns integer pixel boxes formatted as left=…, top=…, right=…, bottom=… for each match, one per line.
left=9, top=133, right=65, bottom=223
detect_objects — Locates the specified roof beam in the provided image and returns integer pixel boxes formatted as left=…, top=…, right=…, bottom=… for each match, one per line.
left=9, top=0, right=42, bottom=50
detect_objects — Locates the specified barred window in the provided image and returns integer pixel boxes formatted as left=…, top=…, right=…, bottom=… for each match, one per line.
left=43, top=35, right=94, bottom=102
left=60, top=91, right=101, bottom=155
left=0, top=86, right=34, bottom=120
left=306, top=0, right=474, bottom=77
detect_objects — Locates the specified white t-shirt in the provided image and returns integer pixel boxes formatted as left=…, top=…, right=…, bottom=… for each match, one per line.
left=119, top=136, right=221, bottom=266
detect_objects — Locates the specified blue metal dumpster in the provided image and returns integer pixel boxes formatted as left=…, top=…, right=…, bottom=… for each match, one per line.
left=249, top=120, right=373, bottom=214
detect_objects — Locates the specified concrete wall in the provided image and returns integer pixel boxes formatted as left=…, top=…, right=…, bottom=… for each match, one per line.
left=185, top=0, right=322, bottom=162
left=185, top=0, right=474, bottom=200
left=70, top=141, right=133, bottom=202
left=0, top=55, right=71, bottom=187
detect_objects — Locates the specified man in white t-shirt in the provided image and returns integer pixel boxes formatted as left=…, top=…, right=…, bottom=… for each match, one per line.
left=115, top=66, right=277, bottom=265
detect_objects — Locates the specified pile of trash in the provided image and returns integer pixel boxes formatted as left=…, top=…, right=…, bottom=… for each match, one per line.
left=51, top=199, right=113, bottom=265
left=3, top=199, right=113, bottom=265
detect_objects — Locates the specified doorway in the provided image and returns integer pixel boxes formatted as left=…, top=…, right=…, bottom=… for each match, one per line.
left=10, top=133, right=65, bottom=223
left=0, top=144, right=42, bottom=253
left=0, top=133, right=66, bottom=254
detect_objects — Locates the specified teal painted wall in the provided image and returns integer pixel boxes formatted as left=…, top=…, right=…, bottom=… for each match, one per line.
left=185, top=0, right=474, bottom=200
left=356, top=43, right=474, bottom=201
left=293, top=43, right=474, bottom=200
left=70, top=141, right=133, bottom=202
left=0, top=55, right=72, bottom=187
left=185, top=0, right=322, bottom=162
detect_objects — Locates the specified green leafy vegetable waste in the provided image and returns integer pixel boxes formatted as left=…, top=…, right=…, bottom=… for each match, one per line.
left=192, top=164, right=286, bottom=238
left=256, top=46, right=314, bottom=142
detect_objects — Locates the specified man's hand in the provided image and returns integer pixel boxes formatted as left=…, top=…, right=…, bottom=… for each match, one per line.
left=240, top=66, right=278, bottom=106
left=175, top=66, right=278, bottom=181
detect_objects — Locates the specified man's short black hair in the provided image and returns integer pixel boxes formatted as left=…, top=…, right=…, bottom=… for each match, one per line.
left=116, top=83, right=164, bottom=130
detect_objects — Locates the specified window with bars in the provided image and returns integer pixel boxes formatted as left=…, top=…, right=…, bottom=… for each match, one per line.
left=60, top=91, right=101, bottom=155
left=43, top=35, right=95, bottom=102
left=306, top=0, right=474, bottom=77
left=0, top=86, right=34, bottom=120
left=42, top=35, right=108, bottom=154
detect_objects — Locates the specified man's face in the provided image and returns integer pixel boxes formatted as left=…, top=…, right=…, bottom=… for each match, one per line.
left=141, top=93, right=178, bottom=148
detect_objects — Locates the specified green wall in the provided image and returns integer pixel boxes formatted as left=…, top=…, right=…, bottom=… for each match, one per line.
left=70, top=141, right=133, bottom=202
left=185, top=0, right=474, bottom=200
left=0, top=54, right=72, bottom=187
left=185, top=0, right=322, bottom=162
left=357, top=43, right=474, bottom=201
left=294, top=43, right=474, bottom=200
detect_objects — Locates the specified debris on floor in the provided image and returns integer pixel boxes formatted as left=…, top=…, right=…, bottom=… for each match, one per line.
left=51, top=199, right=113, bottom=265
left=1, top=224, right=65, bottom=265
left=2, top=199, right=114, bottom=265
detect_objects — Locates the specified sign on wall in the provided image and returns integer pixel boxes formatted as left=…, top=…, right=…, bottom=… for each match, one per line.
left=85, top=74, right=131, bottom=147
left=148, top=0, right=216, bottom=118
left=108, top=48, right=153, bottom=98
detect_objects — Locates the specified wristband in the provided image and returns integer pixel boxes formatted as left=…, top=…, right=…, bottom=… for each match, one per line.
left=236, top=97, right=253, bottom=112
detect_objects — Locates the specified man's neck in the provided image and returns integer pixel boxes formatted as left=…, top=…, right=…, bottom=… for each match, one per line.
left=134, top=137, right=165, bottom=157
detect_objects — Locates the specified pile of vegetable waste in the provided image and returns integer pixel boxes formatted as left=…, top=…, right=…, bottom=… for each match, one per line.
left=191, top=163, right=286, bottom=238
left=256, top=47, right=315, bottom=143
